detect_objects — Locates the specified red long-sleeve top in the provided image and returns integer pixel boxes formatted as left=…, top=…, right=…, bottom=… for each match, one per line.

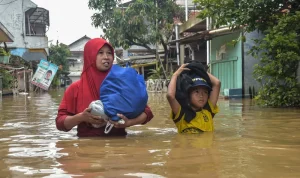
left=56, top=38, right=153, bottom=137
left=56, top=81, right=153, bottom=137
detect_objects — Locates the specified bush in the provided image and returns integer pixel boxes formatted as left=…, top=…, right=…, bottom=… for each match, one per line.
left=0, top=69, right=13, bottom=89
left=0, top=48, right=9, bottom=56
left=250, top=12, right=300, bottom=107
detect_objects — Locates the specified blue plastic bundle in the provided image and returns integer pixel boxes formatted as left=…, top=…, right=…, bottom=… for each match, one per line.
left=100, top=64, right=148, bottom=123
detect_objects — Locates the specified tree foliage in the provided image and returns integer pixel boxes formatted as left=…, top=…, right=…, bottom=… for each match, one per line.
left=0, top=68, right=13, bottom=89
left=48, top=43, right=71, bottom=88
left=88, top=0, right=184, bottom=61
left=250, top=12, right=300, bottom=106
left=194, top=0, right=300, bottom=107
left=49, top=43, right=70, bottom=72
left=194, top=0, right=300, bottom=32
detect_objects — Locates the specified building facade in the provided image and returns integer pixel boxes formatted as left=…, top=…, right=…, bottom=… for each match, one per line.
left=0, top=0, right=50, bottom=93
left=67, top=36, right=91, bottom=83
left=0, top=0, right=50, bottom=56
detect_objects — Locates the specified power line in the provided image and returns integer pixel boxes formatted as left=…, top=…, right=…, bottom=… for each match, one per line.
left=0, top=0, right=18, bottom=5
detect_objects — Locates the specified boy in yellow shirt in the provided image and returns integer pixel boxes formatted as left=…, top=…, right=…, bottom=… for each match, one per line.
left=166, top=63, right=221, bottom=133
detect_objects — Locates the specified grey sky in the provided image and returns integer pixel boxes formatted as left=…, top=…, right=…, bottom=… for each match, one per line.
left=31, top=0, right=103, bottom=45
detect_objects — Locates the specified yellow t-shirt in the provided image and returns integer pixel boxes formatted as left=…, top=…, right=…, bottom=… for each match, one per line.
left=170, top=100, right=219, bottom=133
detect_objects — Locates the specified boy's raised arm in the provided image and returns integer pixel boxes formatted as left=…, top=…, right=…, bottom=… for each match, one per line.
left=208, top=72, right=221, bottom=107
left=166, top=64, right=190, bottom=115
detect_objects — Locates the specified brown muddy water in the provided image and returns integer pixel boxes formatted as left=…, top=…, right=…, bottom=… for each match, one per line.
left=0, top=90, right=300, bottom=178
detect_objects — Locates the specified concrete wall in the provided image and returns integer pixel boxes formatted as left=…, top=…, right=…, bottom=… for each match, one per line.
left=69, top=59, right=83, bottom=72
left=69, top=38, right=90, bottom=52
left=0, top=0, right=48, bottom=50
left=69, top=75, right=80, bottom=83
left=67, top=38, right=89, bottom=81
left=243, top=31, right=264, bottom=97
left=176, top=0, right=196, bottom=6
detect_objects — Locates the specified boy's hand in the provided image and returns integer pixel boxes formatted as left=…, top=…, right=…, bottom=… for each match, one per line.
left=173, top=64, right=190, bottom=76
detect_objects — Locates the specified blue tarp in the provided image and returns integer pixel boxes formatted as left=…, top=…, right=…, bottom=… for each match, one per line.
left=100, top=64, right=148, bottom=121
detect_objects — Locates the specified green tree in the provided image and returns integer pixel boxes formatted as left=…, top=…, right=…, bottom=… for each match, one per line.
left=48, top=43, right=71, bottom=88
left=194, top=0, right=300, bottom=107
left=250, top=12, right=300, bottom=106
left=49, top=43, right=70, bottom=71
left=194, top=0, right=299, bottom=32
left=88, top=0, right=184, bottom=65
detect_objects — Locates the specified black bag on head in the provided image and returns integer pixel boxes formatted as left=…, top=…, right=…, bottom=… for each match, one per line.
left=174, top=60, right=212, bottom=123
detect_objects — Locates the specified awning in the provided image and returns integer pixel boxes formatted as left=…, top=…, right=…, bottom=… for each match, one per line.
left=0, top=22, right=14, bottom=42
left=131, top=62, right=157, bottom=68
left=169, top=27, right=241, bottom=45
left=10, top=48, right=47, bottom=62
left=26, top=7, right=50, bottom=26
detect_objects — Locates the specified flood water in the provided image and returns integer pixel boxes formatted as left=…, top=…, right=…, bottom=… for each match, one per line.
left=0, top=90, right=300, bottom=178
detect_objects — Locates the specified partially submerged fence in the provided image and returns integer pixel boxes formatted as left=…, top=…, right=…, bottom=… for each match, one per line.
left=146, top=79, right=169, bottom=92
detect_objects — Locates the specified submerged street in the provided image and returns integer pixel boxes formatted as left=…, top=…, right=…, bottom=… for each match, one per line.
left=0, top=90, right=300, bottom=178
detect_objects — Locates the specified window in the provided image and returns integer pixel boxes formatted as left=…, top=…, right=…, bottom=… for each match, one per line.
left=25, top=8, right=49, bottom=36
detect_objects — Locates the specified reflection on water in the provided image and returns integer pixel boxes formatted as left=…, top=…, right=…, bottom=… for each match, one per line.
left=0, top=90, right=300, bottom=178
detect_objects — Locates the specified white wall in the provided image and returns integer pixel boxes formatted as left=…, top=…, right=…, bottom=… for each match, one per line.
left=0, top=0, right=48, bottom=49
left=176, top=0, right=196, bottom=6
left=67, top=38, right=90, bottom=80
left=69, top=75, right=80, bottom=83
left=69, top=38, right=90, bottom=52
left=68, top=59, right=83, bottom=72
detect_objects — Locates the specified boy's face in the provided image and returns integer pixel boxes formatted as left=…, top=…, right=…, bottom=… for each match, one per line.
left=189, top=86, right=209, bottom=110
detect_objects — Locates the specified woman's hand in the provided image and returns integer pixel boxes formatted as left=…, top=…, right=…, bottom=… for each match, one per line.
left=79, top=108, right=107, bottom=126
left=63, top=108, right=107, bottom=130
left=108, top=111, right=148, bottom=129
left=108, top=114, right=131, bottom=128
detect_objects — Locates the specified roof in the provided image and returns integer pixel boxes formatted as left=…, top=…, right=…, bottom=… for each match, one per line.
left=10, top=48, right=47, bottom=62
left=133, top=58, right=156, bottom=64
left=120, top=0, right=135, bottom=7
left=68, top=71, right=82, bottom=77
left=176, top=0, right=197, bottom=6
left=120, top=0, right=196, bottom=7
left=169, top=27, right=242, bottom=45
left=0, top=22, right=14, bottom=42
left=68, top=35, right=91, bottom=47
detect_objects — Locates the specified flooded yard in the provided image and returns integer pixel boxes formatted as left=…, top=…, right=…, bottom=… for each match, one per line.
left=0, top=90, right=299, bottom=178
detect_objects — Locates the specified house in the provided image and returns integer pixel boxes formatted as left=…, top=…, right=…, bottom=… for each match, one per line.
left=66, top=35, right=119, bottom=83
left=169, top=15, right=263, bottom=98
left=67, top=35, right=91, bottom=83
left=0, top=0, right=50, bottom=59
left=0, top=0, right=50, bottom=93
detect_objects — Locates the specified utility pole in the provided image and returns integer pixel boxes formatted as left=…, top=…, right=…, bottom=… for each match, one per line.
left=155, top=0, right=167, bottom=79
left=185, top=0, right=188, bottom=21
left=175, top=24, right=180, bottom=66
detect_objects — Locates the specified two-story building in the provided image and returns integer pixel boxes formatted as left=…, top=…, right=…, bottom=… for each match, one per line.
left=0, top=0, right=50, bottom=92
left=169, top=14, right=264, bottom=99
left=1, top=0, right=50, bottom=59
